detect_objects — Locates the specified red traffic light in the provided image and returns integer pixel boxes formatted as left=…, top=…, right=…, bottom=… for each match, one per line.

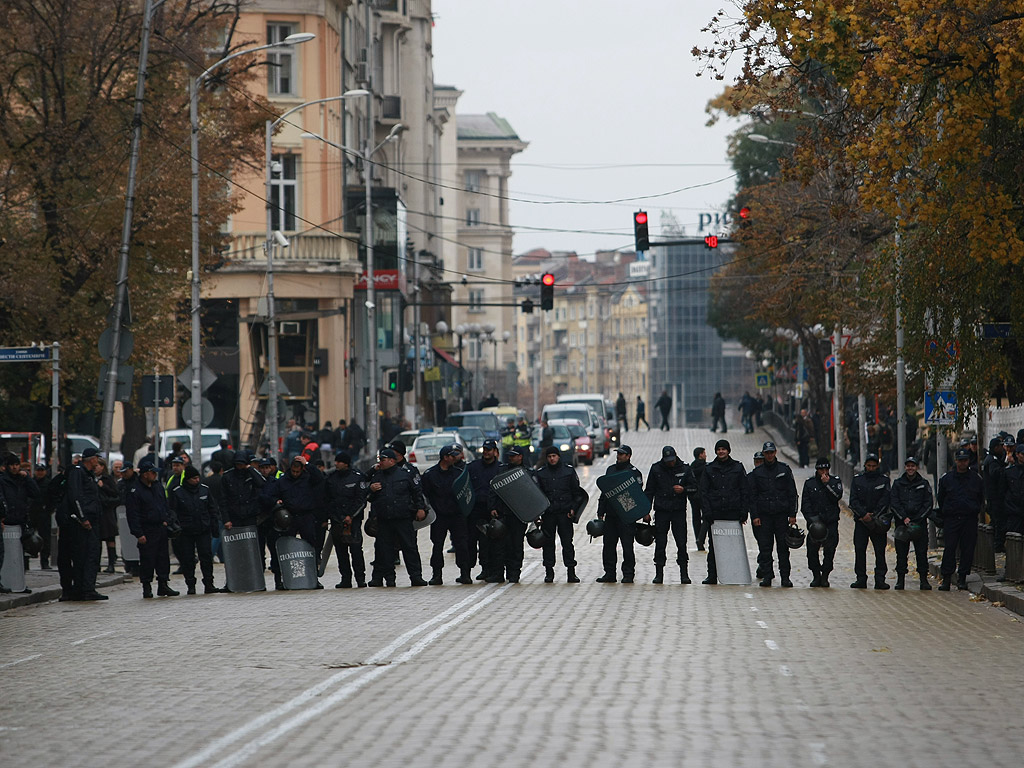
left=738, top=206, right=751, bottom=219
left=541, top=272, right=555, bottom=287
left=634, top=212, right=648, bottom=225
left=704, top=235, right=719, bottom=248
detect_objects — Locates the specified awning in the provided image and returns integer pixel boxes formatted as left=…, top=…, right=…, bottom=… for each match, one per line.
left=433, top=346, right=461, bottom=368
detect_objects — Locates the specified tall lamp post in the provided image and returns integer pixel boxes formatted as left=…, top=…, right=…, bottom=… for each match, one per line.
left=300, top=122, right=405, bottom=457
left=189, top=31, right=314, bottom=460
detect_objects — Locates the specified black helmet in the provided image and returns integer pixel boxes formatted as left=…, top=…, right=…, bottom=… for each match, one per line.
left=364, top=515, right=379, bottom=538
left=526, top=525, right=549, bottom=549
left=815, top=458, right=831, bottom=470
left=273, top=503, right=292, bottom=532
left=785, top=524, right=805, bottom=549
left=21, top=527, right=44, bottom=557
left=634, top=521, right=655, bottom=547
left=893, top=524, right=912, bottom=542
left=908, top=521, right=928, bottom=543
left=865, top=510, right=892, bottom=534
left=484, top=518, right=507, bottom=541
left=586, top=518, right=605, bottom=538
left=807, top=518, right=827, bottom=543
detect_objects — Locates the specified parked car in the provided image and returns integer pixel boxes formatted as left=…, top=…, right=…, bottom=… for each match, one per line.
left=157, top=428, right=230, bottom=471
left=445, top=411, right=502, bottom=441
left=541, top=403, right=605, bottom=455
left=456, top=426, right=487, bottom=458
left=67, top=433, right=124, bottom=465
left=549, top=418, right=593, bottom=465
left=556, top=394, right=613, bottom=456
left=407, top=432, right=467, bottom=474
left=531, top=423, right=577, bottom=465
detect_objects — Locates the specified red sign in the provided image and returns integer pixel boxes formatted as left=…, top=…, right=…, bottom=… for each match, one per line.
left=354, top=270, right=403, bottom=291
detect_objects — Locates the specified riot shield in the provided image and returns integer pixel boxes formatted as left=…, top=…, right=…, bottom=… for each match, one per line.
left=318, top=534, right=334, bottom=578
left=414, top=507, right=436, bottom=530
left=596, top=471, right=652, bottom=522
left=490, top=467, right=550, bottom=523
left=711, top=520, right=752, bottom=585
left=276, top=536, right=319, bottom=589
left=1, top=524, right=26, bottom=593
left=220, top=525, right=266, bottom=593
left=570, top=488, right=590, bottom=524
left=454, top=467, right=475, bottom=518
left=116, top=505, right=139, bottom=563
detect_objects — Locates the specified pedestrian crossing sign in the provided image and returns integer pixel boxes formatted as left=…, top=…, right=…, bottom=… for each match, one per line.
left=924, top=391, right=956, bottom=425
left=755, top=372, right=770, bottom=389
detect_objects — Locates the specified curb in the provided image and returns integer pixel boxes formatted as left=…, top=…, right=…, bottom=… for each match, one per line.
left=0, top=573, right=130, bottom=612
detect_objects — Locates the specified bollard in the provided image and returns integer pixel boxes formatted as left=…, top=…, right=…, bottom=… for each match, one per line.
left=974, top=523, right=996, bottom=575
left=1005, top=532, right=1023, bottom=582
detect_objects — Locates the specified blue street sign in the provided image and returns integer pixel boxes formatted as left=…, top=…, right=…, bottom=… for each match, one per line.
left=0, top=347, right=51, bottom=362
left=924, top=391, right=957, bottom=425
left=754, top=372, right=770, bottom=389
left=982, top=323, right=1012, bottom=340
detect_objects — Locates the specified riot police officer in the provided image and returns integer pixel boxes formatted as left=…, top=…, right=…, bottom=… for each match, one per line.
left=982, top=437, right=1008, bottom=552
left=801, top=458, right=843, bottom=587
left=422, top=444, right=472, bottom=585
left=489, top=445, right=531, bottom=584
left=221, top=451, right=269, bottom=573
left=1005, top=445, right=1024, bottom=535
left=889, top=456, right=933, bottom=590
left=697, top=439, right=750, bottom=585
left=749, top=441, right=798, bottom=588
left=467, top=440, right=504, bottom=582
left=126, top=460, right=179, bottom=598
left=366, top=449, right=428, bottom=587
left=596, top=445, right=646, bottom=584
left=261, top=455, right=326, bottom=589
left=937, top=448, right=984, bottom=590
left=644, top=445, right=697, bottom=584
left=58, top=448, right=106, bottom=600
left=534, top=446, right=582, bottom=583
left=849, top=453, right=892, bottom=589
left=170, top=465, right=224, bottom=594
left=325, top=451, right=368, bottom=588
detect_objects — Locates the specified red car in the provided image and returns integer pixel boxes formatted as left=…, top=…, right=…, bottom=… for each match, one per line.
left=550, top=419, right=593, bottom=465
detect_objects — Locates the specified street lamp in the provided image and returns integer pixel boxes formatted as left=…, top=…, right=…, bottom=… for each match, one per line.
left=189, top=31, right=315, bottom=461
left=300, top=120, right=405, bottom=456
left=746, top=133, right=798, bottom=147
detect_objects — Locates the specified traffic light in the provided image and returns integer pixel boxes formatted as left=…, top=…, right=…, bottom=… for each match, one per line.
left=521, top=298, right=534, bottom=314
left=633, top=210, right=650, bottom=251
left=386, top=369, right=399, bottom=392
left=541, top=272, right=555, bottom=310
left=704, top=235, right=719, bottom=249
left=399, top=361, right=414, bottom=392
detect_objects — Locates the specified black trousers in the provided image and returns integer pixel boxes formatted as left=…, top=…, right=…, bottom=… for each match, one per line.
left=541, top=509, right=576, bottom=569
left=329, top=526, right=366, bottom=583
left=754, top=515, right=791, bottom=578
left=653, top=509, right=687, bottom=567
left=467, top=514, right=496, bottom=575
left=636, top=414, right=649, bottom=430
left=501, top=516, right=527, bottom=579
left=895, top=537, right=929, bottom=577
left=30, top=507, right=52, bottom=559
left=807, top=523, right=839, bottom=575
left=602, top=513, right=636, bottom=577
left=429, top=514, right=469, bottom=572
left=940, top=514, right=978, bottom=578
left=989, top=504, right=1007, bottom=550
left=177, top=529, right=214, bottom=585
left=659, top=410, right=670, bottom=430
left=691, top=503, right=706, bottom=548
left=58, top=523, right=99, bottom=595
left=797, top=440, right=810, bottom=468
left=373, top=517, right=423, bottom=582
left=711, top=415, right=726, bottom=432
left=853, top=521, right=889, bottom=580
left=139, top=525, right=170, bottom=584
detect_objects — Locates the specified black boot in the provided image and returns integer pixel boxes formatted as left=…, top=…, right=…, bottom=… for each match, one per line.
left=874, top=578, right=890, bottom=590
left=142, top=582, right=153, bottom=599
left=40, top=555, right=50, bottom=570
left=105, top=547, right=117, bottom=574
left=759, top=577, right=773, bottom=587
left=938, top=575, right=951, bottom=591
left=157, top=580, right=180, bottom=597
left=680, top=566, right=691, bottom=585
left=919, top=575, right=932, bottom=590
left=186, top=580, right=197, bottom=595
left=809, top=572, right=822, bottom=588
left=957, top=574, right=969, bottom=590
left=456, top=569, right=473, bottom=585
left=544, top=567, right=554, bottom=583
left=596, top=573, right=617, bottom=583
left=567, top=567, right=580, bottom=583
left=652, top=565, right=664, bottom=584
left=621, top=573, right=634, bottom=583
left=409, top=575, right=428, bottom=587
left=820, top=572, right=831, bottom=588
left=850, top=578, right=868, bottom=589
left=780, top=576, right=793, bottom=588
left=895, top=574, right=906, bottom=591
left=484, top=573, right=506, bottom=583
left=204, top=580, right=223, bottom=594
left=428, top=569, right=443, bottom=586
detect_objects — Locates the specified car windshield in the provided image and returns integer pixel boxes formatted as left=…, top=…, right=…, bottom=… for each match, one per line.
left=458, top=427, right=484, bottom=443
left=450, top=414, right=497, bottom=430
left=551, top=425, right=571, bottom=440
left=565, top=424, right=586, bottom=438
left=69, top=437, right=97, bottom=453
left=414, top=435, right=456, bottom=450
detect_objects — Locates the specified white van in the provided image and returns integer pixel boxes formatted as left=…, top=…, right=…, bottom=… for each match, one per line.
left=541, top=403, right=605, bottom=456
left=157, top=428, right=231, bottom=470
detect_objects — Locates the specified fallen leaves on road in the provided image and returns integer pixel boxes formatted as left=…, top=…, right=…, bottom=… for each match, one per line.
left=969, top=593, right=988, bottom=602
left=870, top=647, right=891, bottom=653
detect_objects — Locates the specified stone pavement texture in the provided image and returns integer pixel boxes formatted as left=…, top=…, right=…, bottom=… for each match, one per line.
left=2, top=421, right=1023, bottom=768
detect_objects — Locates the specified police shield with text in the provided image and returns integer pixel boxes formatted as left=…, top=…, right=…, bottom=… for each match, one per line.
left=801, top=458, right=843, bottom=587
left=596, top=446, right=648, bottom=584
left=749, top=441, right=798, bottom=588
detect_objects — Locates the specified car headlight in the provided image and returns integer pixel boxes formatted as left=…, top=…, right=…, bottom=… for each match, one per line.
left=559, top=443, right=571, bottom=451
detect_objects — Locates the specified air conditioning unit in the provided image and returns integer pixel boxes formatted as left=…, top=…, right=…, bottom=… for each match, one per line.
left=381, top=95, right=402, bottom=121
left=279, top=321, right=301, bottom=336
left=356, top=61, right=368, bottom=84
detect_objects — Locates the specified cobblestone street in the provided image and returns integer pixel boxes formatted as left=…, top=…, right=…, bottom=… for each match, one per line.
left=2, top=426, right=1022, bottom=768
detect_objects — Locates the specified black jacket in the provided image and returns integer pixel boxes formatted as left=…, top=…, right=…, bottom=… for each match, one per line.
left=1004, top=464, right=1024, bottom=522
left=599, top=461, right=642, bottom=518
left=690, top=458, right=707, bottom=511
left=221, top=466, right=266, bottom=526
left=0, top=471, right=41, bottom=526
left=849, top=470, right=891, bottom=521
left=711, top=394, right=726, bottom=419
left=801, top=474, right=843, bottom=524
left=63, top=463, right=102, bottom=525
left=982, top=454, right=1008, bottom=519
left=749, top=459, right=798, bottom=519
left=644, top=459, right=696, bottom=513
left=890, top=472, right=933, bottom=523
left=171, top=482, right=221, bottom=535
left=125, top=479, right=172, bottom=535
left=534, top=460, right=580, bottom=514
left=937, top=468, right=984, bottom=517
left=467, top=458, right=503, bottom=516
left=325, top=467, right=367, bottom=523
left=262, top=466, right=326, bottom=520
left=698, top=457, right=749, bottom=522
left=368, top=464, right=426, bottom=520
left=422, top=463, right=465, bottom=518
left=655, top=394, right=672, bottom=414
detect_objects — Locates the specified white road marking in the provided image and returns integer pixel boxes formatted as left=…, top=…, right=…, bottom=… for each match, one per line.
left=779, top=665, right=793, bottom=677
left=172, top=563, right=537, bottom=768
left=756, top=620, right=768, bottom=629
left=749, top=606, right=759, bottom=612
left=744, top=593, right=753, bottom=598
left=0, top=654, right=41, bottom=669
left=765, top=639, right=779, bottom=651
left=809, top=741, right=828, bottom=766
left=70, top=631, right=116, bottom=646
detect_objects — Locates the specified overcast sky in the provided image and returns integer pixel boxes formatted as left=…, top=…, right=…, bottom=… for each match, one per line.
left=431, top=0, right=743, bottom=257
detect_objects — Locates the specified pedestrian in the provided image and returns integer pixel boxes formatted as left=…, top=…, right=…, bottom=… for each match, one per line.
left=615, top=392, right=628, bottom=433
left=537, top=419, right=555, bottom=466
left=698, top=439, right=750, bottom=585
left=534, top=446, right=582, bottom=584
left=596, top=445, right=647, bottom=584
left=655, top=389, right=673, bottom=431
left=635, top=395, right=650, bottom=431
left=982, top=437, right=1008, bottom=553
left=93, top=457, right=121, bottom=574
left=325, top=451, right=368, bottom=589
left=936, top=448, right=985, bottom=591
left=261, top=455, right=326, bottom=589
left=169, top=465, right=224, bottom=594
left=126, top=460, right=179, bottom=599
left=690, top=447, right=708, bottom=551
left=644, top=445, right=697, bottom=584
left=754, top=394, right=764, bottom=427
left=116, top=462, right=140, bottom=575
left=801, top=458, right=843, bottom=587
left=57, top=448, right=107, bottom=601
left=889, top=456, right=933, bottom=590
left=738, top=391, right=757, bottom=434
left=0, top=452, right=41, bottom=592
left=421, top=444, right=472, bottom=585
left=849, top=453, right=893, bottom=589
left=749, top=441, right=798, bottom=588
left=489, top=445, right=530, bottom=584
left=794, top=408, right=812, bottom=468
left=345, top=419, right=366, bottom=460
left=710, top=392, right=727, bottom=433
left=1004, top=444, right=1024, bottom=534
left=366, top=449, right=428, bottom=587
left=298, top=432, right=321, bottom=464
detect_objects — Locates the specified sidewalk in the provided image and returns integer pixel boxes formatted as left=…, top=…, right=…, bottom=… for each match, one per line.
left=0, top=561, right=129, bottom=611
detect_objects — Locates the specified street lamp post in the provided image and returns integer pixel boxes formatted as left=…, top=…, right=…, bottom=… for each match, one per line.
left=189, top=32, right=314, bottom=461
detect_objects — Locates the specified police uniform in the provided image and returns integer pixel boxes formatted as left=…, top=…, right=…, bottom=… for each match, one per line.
left=1005, top=445, right=1024, bottom=535
left=697, top=440, right=750, bottom=584
left=849, top=455, right=892, bottom=588
left=982, top=439, right=1008, bottom=552
left=534, top=447, right=582, bottom=583
left=488, top=446, right=531, bottom=583
left=421, top=445, right=472, bottom=585
left=597, top=447, right=643, bottom=583
left=466, top=443, right=504, bottom=581
left=937, top=449, right=985, bottom=590
left=748, top=442, right=798, bottom=587
left=801, top=460, right=843, bottom=587
left=126, top=461, right=179, bottom=598
left=644, top=446, right=697, bottom=584
left=366, top=450, right=428, bottom=587
left=889, top=458, right=933, bottom=589
left=58, top=454, right=105, bottom=600
left=325, top=455, right=368, bottom=588
left=170, top=467, right=223, bottom=594
left=261, top=457, right=326, bottom=589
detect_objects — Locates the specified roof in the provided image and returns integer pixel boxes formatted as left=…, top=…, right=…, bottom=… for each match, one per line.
left=457, top=112, right=521, bottom=141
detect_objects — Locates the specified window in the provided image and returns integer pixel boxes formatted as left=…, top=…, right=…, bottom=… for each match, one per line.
left=464, top=170, right=484, bottom=192
left=267, top=24, right=297, bottom=95
left=466, top=208, right=480, bottom=226
left=270, top=154, right=297, bottom=231
left=468, top=337, right=481, bottom=361
left=468, top=289, right=484, bottom=312
left=468, top=247, right=483, bottom=271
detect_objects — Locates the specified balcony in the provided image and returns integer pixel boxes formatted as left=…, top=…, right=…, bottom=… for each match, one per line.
left=228, top=233, right=359, bottom=268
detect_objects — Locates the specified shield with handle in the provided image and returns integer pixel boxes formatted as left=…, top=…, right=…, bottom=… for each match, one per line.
left=220, top=525, right=266, bottom=593
left=116, top=504, right=139, bottom=563
left=414, top=506, right=437, bottom=530
left=596, top=471, right=652, bottom=522
left=276, top=535, right=319, bottom=589
left=569, top=487, right=590, bottom=523
left=490, top=467, right=550, bottom=523
left=454, top=467, right=475, bottom=518
left=710, top=520, right=753, bottom=585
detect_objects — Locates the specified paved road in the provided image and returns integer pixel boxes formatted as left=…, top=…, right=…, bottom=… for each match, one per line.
left=2, top=426, right=1022, bottom=767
